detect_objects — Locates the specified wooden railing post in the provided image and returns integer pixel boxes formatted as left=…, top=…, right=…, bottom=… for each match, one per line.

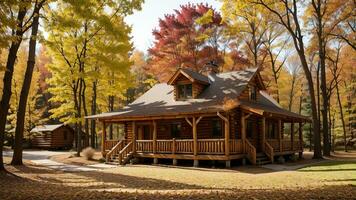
left=132, top=121, right=136, bottom=153
left=153, top=120, right=157, bottom=154
left=172, top=138, right=176, bottom=154
left=278, top=119, right=282, bottom=152
left=101, top=121, right=107, bottom=156
left=291, top=121, right=294, bottom=151
left=262, top=117, right=266, bottom=151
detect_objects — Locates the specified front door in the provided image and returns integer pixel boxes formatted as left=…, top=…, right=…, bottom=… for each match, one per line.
left=137, top=125, right=151, bottom=140
left=246, top=118, right=262, bottom=152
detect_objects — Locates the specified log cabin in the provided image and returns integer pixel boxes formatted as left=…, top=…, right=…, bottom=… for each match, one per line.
left=87, top=66, right=310, bottom=167
left=30, top=124, right=74, bottom=149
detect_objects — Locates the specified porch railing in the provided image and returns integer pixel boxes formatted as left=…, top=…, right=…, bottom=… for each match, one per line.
left=264, top=142, right=274, bottom=163
left=130, top=139, right=243, bottom=155
left=245, top=139, right=256, bottom=165
left=104, top=140, right=119, bottom=151
left=175, top=139, right=193, bottom=153
left=198, top=139, right=225, bottom=154
left=230, top=139, right=243, bottom=154
left=136, top=140, right=153, bottom=152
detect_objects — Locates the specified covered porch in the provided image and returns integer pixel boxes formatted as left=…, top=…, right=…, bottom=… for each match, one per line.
left=101, top=107, right=308, bottom=167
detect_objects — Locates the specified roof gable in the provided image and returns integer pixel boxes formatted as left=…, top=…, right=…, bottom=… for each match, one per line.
left=167, top=68, right=210, bottom=85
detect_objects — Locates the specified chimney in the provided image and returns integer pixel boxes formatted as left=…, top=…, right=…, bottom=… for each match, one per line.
left=202, top=61, right=219, bottom=76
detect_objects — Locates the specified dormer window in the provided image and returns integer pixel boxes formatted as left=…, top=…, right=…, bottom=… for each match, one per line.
left=249, top=86, right=257, bottom=101
left=178, top=84, right=192, bottom=99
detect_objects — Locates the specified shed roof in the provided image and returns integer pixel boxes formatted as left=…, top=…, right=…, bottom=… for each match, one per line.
left=30, top=124, right=65, bottom=133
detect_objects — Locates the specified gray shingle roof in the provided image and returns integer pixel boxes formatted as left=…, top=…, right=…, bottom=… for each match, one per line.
left=87, top=68, right=258, bottom=119
left=86, top=67, right=309, bottom=121
left=180, top=68, right=210, bottom=84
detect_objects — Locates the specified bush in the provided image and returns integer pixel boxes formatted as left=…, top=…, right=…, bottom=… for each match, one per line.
left=82, top=147, right=95, bottom=160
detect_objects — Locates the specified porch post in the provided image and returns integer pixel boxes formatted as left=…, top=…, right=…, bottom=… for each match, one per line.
left=241, top=112, right=246, bottom=153
left=291, top=121, right=294, bottom=151
left=278, top=119, right=282, bottom=152
left=132, top=121, right=136, bottom=153
left=299, top=122, right=303, bottom=158
left=262, top=117, right=266, bottom=151
left=101, top=121, right=106, bottom=156
left=193, top=117, right=198, bottom=167
left=153, top=120, right=157, bottom=153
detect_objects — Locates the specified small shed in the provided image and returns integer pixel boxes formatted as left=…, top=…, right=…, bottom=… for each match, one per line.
left=30, top=124, right=74, bottom=149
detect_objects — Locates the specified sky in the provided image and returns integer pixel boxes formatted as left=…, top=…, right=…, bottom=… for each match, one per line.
left=125, top=0, right=222, bottom=52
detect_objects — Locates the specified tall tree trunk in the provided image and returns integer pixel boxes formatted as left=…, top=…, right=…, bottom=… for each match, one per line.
left=82, top=81, right=89, bottom=147
left=11, top=1, right=44, bottom=165
left=90, top=81, right=97, bottom=148
left=0, top=5, right=27, bottom=171
left=335, top=81, right=347, bottom=152
left=312, top=0, right=330, bottom=156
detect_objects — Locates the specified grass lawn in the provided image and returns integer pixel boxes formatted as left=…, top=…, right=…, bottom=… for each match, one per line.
left=1, top=156, right=355, bottom=200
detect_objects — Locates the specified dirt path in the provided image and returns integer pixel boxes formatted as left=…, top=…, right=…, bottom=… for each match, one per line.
left=3, top=150, right=115, bottom=172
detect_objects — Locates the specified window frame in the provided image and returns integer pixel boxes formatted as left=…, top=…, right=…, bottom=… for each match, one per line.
left=249, top=85, right=257, bottom=101
left=177, top=84, right=193, bottom=100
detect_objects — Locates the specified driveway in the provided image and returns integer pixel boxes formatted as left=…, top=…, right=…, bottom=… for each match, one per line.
left=3, top=150, right=115, bottom=172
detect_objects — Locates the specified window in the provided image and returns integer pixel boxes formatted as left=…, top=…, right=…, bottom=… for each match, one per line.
left=212, top=119, right=222, bottom=137
left=249, top=86, right=257, bottom=101
left=64, top=131, right=68, bottom=140
left=171, top=123, right=181, bottom=138
left=177, top=84, right=192, bottom=99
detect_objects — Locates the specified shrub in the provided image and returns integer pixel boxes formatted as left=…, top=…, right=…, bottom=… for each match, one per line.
left=82, top=147, right=95, bottom=160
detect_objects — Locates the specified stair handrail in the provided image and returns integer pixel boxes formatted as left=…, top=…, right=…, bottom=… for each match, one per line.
left=245, top=139, right=256, bottom=165
left=105, top=140, right=124, bottom=163
left=264, top=141, right=274, bottom=163
left=118, top=141, right=133, bottom=165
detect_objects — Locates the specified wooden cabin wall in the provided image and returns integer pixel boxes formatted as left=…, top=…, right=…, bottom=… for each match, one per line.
left=31, top=127, right=74, bottom=149
left=31, top=132, right=52, bottom=148
left=124, top=116, right=237, bottom=140
left=51, top=127, right=74, bottom=148
left=192, top=82, right=205, bottom=98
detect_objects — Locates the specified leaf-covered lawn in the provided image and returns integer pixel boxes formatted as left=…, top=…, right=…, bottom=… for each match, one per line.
left=0, top=157, right=355, bottom=200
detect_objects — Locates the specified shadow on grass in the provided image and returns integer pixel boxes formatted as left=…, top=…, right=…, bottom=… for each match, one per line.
left=298, top=160, right=356, bottom=172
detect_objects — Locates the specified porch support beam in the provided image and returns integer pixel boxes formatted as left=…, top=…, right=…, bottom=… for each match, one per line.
left=262, top=117, right=266, bottom=151
left=132, top=121, right=136, bottom=153
left=193, top=117, right=198, bottom=167
left=241, top=112, right=246, bottom=153
left=101, top=121, right=107, bottom=156
left=278, top=119, right=282, bottom=152
left=299, top=122, right=303, bottom=158
left=217, top=112, right=230, bottom=156
left=291, top=121, right=294, bottom=151
left=153, top=120, right=157, bottom=154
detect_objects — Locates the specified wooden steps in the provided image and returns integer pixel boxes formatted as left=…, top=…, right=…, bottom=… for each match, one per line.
left=256, top=153, right=271, bottom=165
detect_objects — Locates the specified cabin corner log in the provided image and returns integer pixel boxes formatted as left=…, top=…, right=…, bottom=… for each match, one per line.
left=132, top=121, right=136, bottom=153
left=101, top=121, right=107, bottom=156
left=278, top=119, right=282, bottom=152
